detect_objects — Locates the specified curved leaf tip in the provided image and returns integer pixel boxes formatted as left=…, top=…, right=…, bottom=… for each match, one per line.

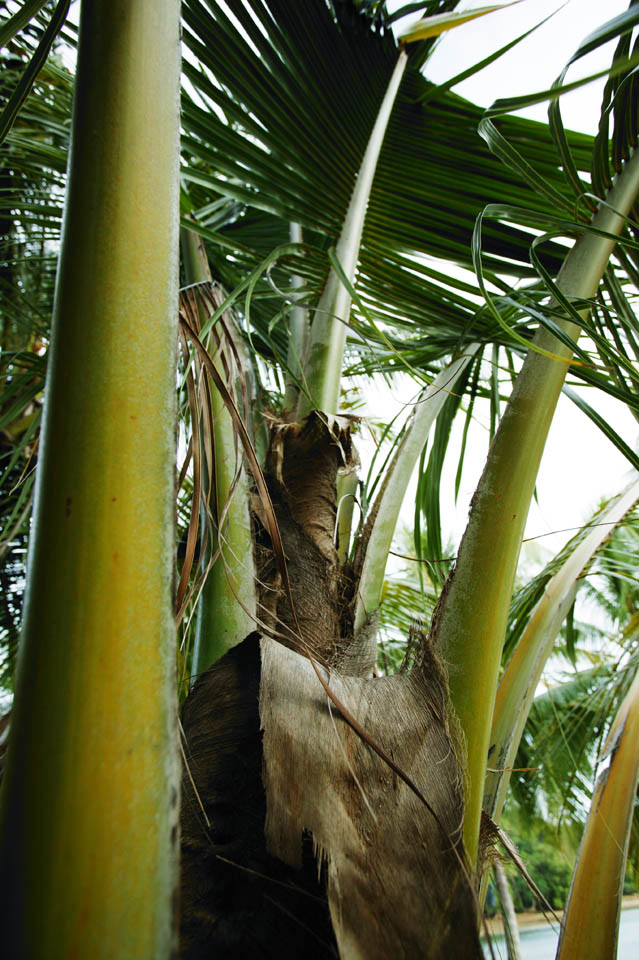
left=399, top=0, right=525, bottom=44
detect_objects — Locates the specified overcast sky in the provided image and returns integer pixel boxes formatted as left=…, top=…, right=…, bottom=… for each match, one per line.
left=408, top=0, right=630, bottom=133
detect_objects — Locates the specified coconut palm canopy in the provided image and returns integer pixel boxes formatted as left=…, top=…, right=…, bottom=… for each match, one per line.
left=2, top=0, right=638, bottom=663
left=1, top=1, right=639, bottom=958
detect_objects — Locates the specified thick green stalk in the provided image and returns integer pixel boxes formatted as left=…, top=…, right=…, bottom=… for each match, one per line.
left=297, top=51, right=408, bottom=418
left=485, top=477, right=639, bottom=826
left=432, top=149, right=639, bottom=867
left=354, top=347, right=478, bottom=636
left=557, top=667, right=639, bottom=960
left=283, top=221, right=310, bottom=411
left=0, top=2, right=181, bottom=956
left=181, top=229, right=256, bottom=674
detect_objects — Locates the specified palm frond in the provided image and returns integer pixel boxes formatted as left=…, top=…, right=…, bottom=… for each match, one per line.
left=180, top=0, right=597, bottom=366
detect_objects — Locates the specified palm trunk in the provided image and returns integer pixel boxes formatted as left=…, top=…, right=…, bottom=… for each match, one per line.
left=179, top=412, right=483, bottom=959
left=493, top=860, right=523, bottom=960
left=0, top=2, right=181, bottom=955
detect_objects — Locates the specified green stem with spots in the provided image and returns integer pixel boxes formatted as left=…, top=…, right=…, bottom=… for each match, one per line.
left=0, top=2, right=181, bottom=955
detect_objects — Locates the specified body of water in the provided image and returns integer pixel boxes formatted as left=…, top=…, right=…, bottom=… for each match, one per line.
left=483, top=906, right=639, bottom=959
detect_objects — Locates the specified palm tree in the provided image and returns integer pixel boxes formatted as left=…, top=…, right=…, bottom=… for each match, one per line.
left=1, top=1, right=639, bottom=957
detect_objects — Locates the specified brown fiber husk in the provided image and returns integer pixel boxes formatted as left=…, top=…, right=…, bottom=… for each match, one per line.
left=259, top=635, right=482, bottom=959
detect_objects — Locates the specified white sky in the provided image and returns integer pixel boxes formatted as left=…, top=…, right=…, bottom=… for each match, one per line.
left=362, top=1, right=639, bottom=569
left=418, top=0, right=630, bottom=132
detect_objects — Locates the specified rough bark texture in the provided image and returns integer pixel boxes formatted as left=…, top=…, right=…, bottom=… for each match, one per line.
left=260, top=635, right=483, bottom=959
left=257, top=413, right=356, bottom=665
left=179, top=415, right=482, bottom=958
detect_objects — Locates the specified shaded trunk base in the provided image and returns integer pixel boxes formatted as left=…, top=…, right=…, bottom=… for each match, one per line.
left=179, top=634, right=338, bottom=958
left=179, top=414, right=482, bottom=958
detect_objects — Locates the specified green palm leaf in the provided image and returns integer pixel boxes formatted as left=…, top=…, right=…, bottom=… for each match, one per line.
left=180, top=0, right=589, bottom=339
